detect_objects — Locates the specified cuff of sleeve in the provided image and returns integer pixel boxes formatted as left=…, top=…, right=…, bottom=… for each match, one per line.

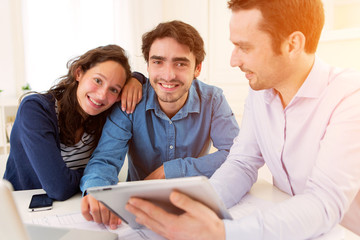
left=131, top=71, right=146, bottom=84
left=223, top=213, right=262, bottom=239
left=80, top=178, right=111, bottom=195
left=163, top=159, right=183, bottom=178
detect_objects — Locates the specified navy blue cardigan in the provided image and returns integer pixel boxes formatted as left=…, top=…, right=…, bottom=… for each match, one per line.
left=3, top=94, right=84, bottom=200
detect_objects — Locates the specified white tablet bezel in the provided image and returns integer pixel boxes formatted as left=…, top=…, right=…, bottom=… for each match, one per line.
left=87, top=176, right=232, bottom=229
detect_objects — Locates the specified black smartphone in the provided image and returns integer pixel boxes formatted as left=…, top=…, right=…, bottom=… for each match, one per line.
left=28, top=193, right=53, bottom=212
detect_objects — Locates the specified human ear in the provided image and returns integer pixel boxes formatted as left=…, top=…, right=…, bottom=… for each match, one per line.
left=194, top=63, right=202, bottom=78
left=286, top=31, right=306, bottom=57
left=146, top=61, right=150, bottom=73
left=75, top=67, right=83, bottom=82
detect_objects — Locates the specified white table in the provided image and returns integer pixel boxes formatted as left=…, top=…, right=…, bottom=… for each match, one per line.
left=13, top=179, right=359, bottom=239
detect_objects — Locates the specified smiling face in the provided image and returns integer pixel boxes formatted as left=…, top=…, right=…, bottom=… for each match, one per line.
left=76, top=60, right=126, bottom=116
left=147, top=37, right=201, bottom=116
left=230, top=9, right=290, bottom=91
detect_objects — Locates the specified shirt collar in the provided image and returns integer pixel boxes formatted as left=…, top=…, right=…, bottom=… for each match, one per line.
left=145, top=80, right=201, bottom=120
left=263, top=56, right=331, bottom=104
left=295, top=56, right=330, bottom=98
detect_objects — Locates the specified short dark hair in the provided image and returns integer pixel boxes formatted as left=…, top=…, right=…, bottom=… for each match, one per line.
left=142, top=20, right=205, bottom=67
left=227, top=0, right=325, bottom=54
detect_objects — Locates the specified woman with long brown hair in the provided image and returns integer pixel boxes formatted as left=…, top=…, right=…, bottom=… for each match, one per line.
left=4, top=45, right=141, bottom=200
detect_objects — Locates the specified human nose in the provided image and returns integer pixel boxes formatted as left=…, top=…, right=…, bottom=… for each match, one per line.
left=230, top=47, right=243, bottom=68
left=97, top=86, right=108, bottom=100
left=160, top=65, right=176, bottom=81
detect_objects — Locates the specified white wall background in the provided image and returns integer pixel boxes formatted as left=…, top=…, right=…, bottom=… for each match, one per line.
left=0, top=0, right=24, bottom=98
left=1, top=0, right=360, bottom=122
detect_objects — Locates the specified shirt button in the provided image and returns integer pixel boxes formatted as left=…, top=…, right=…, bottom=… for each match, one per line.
left=169, top=120, right=172, bottom=124
left=169, top=145, right=174, bottom=149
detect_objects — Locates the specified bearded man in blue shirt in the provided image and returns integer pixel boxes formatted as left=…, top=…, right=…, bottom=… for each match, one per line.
left=80, top=20, right=239, bottom=229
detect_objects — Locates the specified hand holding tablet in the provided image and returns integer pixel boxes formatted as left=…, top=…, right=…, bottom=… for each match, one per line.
left=87, top=176, right=232, bottom=229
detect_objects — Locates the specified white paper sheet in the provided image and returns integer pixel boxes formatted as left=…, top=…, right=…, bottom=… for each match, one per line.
left=27, top=212, right=165, bottom=240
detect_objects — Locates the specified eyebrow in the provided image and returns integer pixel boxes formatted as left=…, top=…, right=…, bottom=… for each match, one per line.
left=150, top=55, right=166, bottom=61
left=97, top=73, right=122, bottom=89
left=172, top=57, right=190, bottom=63
left=231, top=39, right=252, bottom=48
left=150, top=55, right=190, bottom=63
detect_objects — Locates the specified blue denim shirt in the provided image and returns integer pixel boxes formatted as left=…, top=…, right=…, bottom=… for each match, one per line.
left=80, top=75, right=239, bottom=191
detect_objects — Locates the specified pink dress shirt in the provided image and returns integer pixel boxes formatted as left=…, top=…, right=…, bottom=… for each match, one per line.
left=211, top=57, right=360, bottom=239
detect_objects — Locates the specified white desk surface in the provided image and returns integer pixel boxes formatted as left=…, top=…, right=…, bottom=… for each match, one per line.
left=12, top=179, right=359, bottom=239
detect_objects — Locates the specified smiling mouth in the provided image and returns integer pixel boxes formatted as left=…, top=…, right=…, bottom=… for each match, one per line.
left=88, top=96, right=102, bottom=106
left=244, top=71, right=254, bottom=79
left=240, top=67, right=253, bottom=76
left=160, top=83, right=179, bottom=89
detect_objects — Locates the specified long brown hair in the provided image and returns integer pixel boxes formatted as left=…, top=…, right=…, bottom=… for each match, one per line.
left=47, top=44, right=131, bottom=146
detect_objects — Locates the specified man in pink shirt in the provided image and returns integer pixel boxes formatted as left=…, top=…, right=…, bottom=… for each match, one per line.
left=126, top=0, right=360, bottom=239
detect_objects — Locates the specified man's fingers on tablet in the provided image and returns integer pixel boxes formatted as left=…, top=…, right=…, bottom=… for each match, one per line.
left=81, top=196, right=93, bottom=221
left=109, top=212, right=120, bottom=229
left=88, top=197, right=103, bottom=223
left=128, top=197, right=176, bottom=225
left=126, top=200, right=167, bottom=235
left=170, top=191, right=216, bottom=219
left=99, top=203, right=110, bottom=225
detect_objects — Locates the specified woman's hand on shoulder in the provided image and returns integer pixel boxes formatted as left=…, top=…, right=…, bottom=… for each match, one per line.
left=120, top=77, right=143, bottom=114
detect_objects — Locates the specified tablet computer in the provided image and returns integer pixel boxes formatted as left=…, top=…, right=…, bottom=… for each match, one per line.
left=87, top=176, right=233, bottom=229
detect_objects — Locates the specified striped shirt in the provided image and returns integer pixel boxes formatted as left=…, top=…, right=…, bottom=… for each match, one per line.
left=60, top=133, right=95, bottom=169
left=56, top=101, right=95, bottom=169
